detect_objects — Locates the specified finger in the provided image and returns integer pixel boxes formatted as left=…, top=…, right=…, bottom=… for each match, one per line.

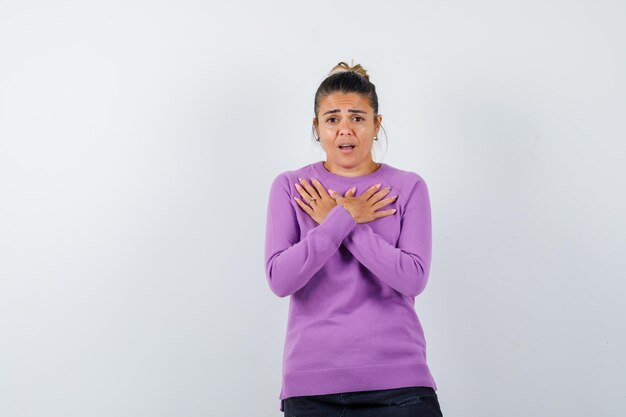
left=294, top=196, right=315, bottom=215
left=372, top=208, right=397, bottom=219
left=345, top=186, right=357, bottom=197
left=371, top=194, right=398, bottom=211
left=362, top=183, right=385, bottom=201
left=294, top=182, right=312, bottom=201
left=298, top=178, right=321, bottom=199
left=309, top=178, right=329, bottom=198
left=327, top=189, right=343, bottom=200
left=371, top=186, right=392, bottom=202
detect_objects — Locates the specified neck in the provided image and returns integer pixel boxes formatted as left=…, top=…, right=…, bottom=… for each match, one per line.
left=323, top=160, right=380, bottom=177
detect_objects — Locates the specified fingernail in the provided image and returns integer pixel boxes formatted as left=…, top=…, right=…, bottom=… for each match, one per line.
left=298, top=177, right=303, bottom=182
left=350, top=186, right=356, bottom=193
left=311, top=177, right=317, bottom=183
left=328, top=188, right=335, bottom=195
left=392, top=195, right=398, bottom=199
left=375, top=183, right=382, bottom=188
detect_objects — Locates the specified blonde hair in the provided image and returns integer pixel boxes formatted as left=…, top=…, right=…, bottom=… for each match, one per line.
left=327, top=61, right=371, bottom=81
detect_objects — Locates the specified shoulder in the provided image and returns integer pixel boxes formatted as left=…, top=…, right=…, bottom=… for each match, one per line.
left=382, top=163, right=429, bottom=190
left=383, top=164, right=431, bottom=214
left=269, top=162, right=318, bottom=191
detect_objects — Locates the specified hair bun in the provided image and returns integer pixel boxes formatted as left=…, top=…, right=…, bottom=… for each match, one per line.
left=328, top=61, right=370, bottom=81
left=314, top=60, right=379, bottom=116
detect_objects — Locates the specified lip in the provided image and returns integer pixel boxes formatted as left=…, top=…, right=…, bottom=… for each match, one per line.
left=339, top=145, right=355, bottom=154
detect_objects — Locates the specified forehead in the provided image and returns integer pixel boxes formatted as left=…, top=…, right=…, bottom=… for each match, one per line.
left=318, top=92, right=373, bottom=112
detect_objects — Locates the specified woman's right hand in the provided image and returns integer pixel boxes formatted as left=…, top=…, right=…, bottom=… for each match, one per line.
left=328, top=183, right=398, bottom=224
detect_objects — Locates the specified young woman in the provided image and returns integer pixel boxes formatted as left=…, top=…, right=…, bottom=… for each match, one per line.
left=264, top=62, right=443, bottom=417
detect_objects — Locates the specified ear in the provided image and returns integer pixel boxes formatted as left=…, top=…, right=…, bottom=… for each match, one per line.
left=375, top=114, right=383, bottom=134
left=312, top=117, right=321, bottom=139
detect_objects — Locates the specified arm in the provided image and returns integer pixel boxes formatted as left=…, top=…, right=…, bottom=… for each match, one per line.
left=342, top=176, right=432, bottom=297
left=264, top=173, right=357, bottom=297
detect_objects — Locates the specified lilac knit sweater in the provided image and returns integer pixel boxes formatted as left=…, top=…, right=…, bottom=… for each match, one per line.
left=264, top=161, right=437, bottom=412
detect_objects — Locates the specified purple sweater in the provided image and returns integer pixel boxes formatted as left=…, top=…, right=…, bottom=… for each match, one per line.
left=264, top=161, right=437, bottom=412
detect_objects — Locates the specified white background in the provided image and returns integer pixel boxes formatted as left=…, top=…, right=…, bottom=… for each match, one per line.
left=1, top=1, right=625, bottom=416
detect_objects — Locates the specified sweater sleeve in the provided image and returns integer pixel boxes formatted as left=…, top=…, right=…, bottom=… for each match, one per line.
left=264, top=173, right=357, bottom=298
left=342, top=176, right=432, bottom=298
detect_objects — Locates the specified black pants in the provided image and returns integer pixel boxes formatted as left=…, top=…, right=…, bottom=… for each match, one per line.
left=282, top=386, right=443, bottom=417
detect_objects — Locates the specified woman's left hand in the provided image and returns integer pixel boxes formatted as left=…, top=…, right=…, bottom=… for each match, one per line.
left=294, top=178, right=338, bottom=225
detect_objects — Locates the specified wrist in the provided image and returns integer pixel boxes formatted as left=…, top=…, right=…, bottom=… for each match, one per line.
left=338, top=203, right=356, bottom=220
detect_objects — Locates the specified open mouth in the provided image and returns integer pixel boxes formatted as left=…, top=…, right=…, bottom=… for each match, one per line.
left=339, top=144, right=355, bottom=153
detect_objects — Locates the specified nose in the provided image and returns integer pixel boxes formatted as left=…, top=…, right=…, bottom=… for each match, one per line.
left=338, top=119, right=352, bottom=136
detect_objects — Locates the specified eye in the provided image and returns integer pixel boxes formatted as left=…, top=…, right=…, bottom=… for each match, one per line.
left=326, top=117, right=338, bottom=124
left=352, top=116, right=365, bottom=122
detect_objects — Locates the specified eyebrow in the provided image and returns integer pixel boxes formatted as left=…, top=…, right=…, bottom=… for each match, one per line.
left=322, top=109, right=367, bottom=116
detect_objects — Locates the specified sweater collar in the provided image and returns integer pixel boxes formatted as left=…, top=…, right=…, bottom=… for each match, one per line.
left=312, top=160, right=388, bottom=184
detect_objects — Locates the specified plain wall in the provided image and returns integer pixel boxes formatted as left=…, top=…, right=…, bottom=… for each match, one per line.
left=1, top=1, right=625, bottom=416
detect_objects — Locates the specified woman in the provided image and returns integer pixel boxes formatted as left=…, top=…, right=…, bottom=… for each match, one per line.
left=264, top=62, right=443, bottom=417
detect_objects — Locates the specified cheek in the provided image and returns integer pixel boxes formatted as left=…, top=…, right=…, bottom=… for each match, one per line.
left=356, top=126, right=376, bottom=138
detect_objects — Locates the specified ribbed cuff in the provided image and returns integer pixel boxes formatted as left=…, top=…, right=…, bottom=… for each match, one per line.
left=320, top=204, right=357, bottom=246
